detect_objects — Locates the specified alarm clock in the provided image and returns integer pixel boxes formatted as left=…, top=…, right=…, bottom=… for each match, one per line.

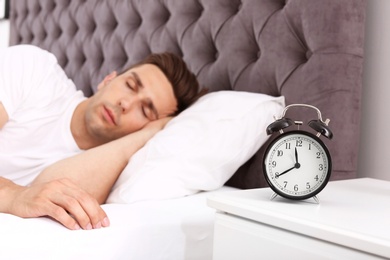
left=263, top=104, right=333, bottom=202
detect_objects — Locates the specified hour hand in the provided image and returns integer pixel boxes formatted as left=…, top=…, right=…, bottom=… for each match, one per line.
left=294, top=147, right=301, bottom=169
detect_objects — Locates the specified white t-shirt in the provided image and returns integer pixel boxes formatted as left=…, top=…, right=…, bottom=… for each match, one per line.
left=0, top=45, right=86, bottom=186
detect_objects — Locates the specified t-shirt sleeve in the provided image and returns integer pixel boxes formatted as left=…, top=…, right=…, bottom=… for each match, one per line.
left=0, top=45, right=73, bottom=118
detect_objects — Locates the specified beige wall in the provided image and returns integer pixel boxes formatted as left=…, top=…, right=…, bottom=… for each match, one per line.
left=0, top=19, right=9, bottom=49
left=358, top=0, right=390, bottom=181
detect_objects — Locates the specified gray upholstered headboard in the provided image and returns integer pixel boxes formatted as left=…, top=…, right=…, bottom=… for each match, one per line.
left=9, top=0, right=367, bottom=189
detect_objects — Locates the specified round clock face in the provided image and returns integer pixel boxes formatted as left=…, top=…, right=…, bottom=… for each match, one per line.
left=263, top=130, right=332, bottom=200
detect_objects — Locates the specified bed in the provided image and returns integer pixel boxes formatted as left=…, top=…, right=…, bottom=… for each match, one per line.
left=2, top=0, right=366, bottom=259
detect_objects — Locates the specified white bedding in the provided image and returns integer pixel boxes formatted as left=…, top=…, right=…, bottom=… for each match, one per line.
left=0, top=186, right=237, bottom=260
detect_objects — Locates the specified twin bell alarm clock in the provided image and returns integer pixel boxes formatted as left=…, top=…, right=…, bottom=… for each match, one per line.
left=263, top=104, right=333, bottom=202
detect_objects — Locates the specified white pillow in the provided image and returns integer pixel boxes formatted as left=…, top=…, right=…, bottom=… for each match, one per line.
left=107, top=91, right=285, bottom=204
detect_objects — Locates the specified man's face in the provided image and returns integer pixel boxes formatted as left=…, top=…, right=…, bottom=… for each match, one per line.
left=85, top=64, right=177, bottom=142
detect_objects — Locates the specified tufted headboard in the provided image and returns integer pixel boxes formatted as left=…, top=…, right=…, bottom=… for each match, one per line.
left=9, top=0, right=367, bottom=189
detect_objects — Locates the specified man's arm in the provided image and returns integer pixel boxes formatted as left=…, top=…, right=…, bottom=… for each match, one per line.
left=32, top=118, right=171, bottom=225
left=0, top=117, right=170, bottom=230
left=0, top=102, right=9, bottom=129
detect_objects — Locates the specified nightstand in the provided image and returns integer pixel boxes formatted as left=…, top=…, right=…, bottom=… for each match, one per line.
left=207, top=178, right=390, bottom=259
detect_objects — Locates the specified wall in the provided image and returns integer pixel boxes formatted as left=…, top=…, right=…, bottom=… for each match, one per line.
left=0, top=19, right=9, bottom=49
left=358, top=0, right=390, bottom=181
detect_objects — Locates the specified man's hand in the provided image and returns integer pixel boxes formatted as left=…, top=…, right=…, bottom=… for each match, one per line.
left=143, top=117, right=172, bottom=136
left=3, top=178, right=109, bottom=230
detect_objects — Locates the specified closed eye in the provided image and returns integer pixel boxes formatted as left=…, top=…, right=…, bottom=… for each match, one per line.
left=126, top=79, right=138, bottom=91
left=142, top=100, right=158, bottom=120
left=142, top=106, right=149, bottom=119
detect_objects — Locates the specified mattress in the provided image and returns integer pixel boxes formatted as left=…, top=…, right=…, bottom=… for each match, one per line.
left=0, top=186, right=237, bottom=260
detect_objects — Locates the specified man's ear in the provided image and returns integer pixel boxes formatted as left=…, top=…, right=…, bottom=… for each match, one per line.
left=97, top=71, right=117, bottom=90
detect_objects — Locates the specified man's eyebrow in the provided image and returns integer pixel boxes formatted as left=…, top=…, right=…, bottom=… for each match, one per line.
left=131, top=72, right=144, bottom=88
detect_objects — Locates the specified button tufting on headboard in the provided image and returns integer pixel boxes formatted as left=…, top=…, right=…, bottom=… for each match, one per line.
left=237, top=3, right=243, bottom=12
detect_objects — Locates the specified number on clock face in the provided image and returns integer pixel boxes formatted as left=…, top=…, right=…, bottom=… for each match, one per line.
left=264, top=131, right=331, bottom=200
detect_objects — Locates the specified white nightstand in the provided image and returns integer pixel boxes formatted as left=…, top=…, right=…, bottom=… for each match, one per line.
left=207, top=178, right=390, bottom=259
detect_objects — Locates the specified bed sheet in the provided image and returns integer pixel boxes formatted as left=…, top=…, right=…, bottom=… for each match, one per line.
left=0, top=186, right=238, bottom=260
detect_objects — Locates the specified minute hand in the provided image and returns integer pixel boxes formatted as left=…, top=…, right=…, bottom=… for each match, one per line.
left=275, top=165, right=295, bottom=178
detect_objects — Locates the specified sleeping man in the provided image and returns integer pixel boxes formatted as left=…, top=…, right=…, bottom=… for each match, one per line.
left=0, top=45, right=205, bottom=230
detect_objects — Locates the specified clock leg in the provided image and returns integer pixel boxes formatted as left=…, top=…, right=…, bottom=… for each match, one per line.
left=312, top=195, right=320, bottom=204
left=270, top=192, right=278, bottom=201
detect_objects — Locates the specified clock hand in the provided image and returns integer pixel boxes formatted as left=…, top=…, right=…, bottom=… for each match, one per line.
left=294, top=147, right=301, bottom=169
left=275, top=165, right=295, bottom=178
left=276, top=150, right=301, bottom=178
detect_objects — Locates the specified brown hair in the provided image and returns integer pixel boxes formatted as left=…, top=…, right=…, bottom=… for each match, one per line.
left=129, top=53, right=208, bottom=115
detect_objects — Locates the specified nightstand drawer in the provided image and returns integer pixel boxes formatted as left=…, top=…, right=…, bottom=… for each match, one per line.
left=213, top=212, right=381, bottom=260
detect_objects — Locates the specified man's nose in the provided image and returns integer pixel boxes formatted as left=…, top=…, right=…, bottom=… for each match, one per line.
left=118, top=97, right=133, bottom=113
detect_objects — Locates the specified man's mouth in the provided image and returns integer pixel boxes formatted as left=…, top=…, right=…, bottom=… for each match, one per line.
left=103, top=106, right=117, bottom=125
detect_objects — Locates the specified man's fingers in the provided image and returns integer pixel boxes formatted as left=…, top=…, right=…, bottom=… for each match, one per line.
left=54, top=179, right=109, bottom=229
left=52, top=193, right=92, bottom=230
left=59, top=179, right=109, bottom=229
left=44, top=203, right=81, bottom=230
